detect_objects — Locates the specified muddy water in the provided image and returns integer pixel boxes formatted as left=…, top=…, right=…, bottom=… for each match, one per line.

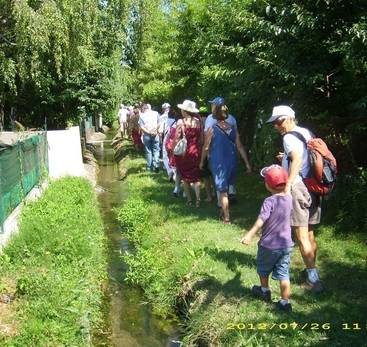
left=94, top=138, right=181, bottom=347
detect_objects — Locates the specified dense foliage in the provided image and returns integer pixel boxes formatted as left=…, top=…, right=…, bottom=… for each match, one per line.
left=1, top=0, right=366, bottom=226
left=2, top=0, right=366, bottom=168
left=121, top=0, right=367, bottom=172
left=0, top=0, right=129, bottom=129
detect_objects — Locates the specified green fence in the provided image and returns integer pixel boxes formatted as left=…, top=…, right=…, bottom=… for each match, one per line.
left=0, top=133, right=48, bottom=228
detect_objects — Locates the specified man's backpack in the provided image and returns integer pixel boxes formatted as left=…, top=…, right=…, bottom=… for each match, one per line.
left=287, top=131, right=337, bottom=196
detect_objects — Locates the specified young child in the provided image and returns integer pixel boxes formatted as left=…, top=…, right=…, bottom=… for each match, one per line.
left=241, top=165, right=294, bottom=312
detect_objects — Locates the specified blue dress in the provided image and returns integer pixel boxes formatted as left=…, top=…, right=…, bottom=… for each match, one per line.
left=209, top=124, right=237, bottom=192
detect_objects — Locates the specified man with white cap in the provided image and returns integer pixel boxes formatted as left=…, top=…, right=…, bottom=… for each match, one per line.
left=267, top=105, right=323, bottom=293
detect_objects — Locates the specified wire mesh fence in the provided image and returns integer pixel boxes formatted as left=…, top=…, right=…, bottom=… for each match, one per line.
left=0, top=132, right=48, bottom=229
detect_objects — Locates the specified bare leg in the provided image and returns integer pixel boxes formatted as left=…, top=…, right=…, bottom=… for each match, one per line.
left=280, top=280, right=291, bottom=300
left=219, top=192, right=230, bottom=222
left=260, top=276, right=269, bottom=289
left=295, top=226, right=316, bottom=268
left=193, top=181, right=201, bottom=206
left=308, top=227, right=318, bottom=263
left=183, top=181, right=191, bottom=204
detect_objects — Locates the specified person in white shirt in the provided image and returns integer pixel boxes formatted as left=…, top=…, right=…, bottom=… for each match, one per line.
left=159, top=103, right=174, bottom=179
left=267, top=105, right=323, bottom=293
left=138, top=103, right=160, bottom=172
left=117, top=104, right=129, bottom=138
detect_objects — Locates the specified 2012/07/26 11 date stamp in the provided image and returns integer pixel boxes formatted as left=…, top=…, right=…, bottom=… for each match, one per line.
left=226, top=322, right=367, bottom=331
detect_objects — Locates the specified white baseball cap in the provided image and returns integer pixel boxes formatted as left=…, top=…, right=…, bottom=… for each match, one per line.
left=266, top=105, right=295, bottom=123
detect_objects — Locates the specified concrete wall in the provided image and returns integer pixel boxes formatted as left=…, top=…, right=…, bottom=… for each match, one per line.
left=47, top=126, right=85, bottom=179
left=1, top=126, right=86, bottom=253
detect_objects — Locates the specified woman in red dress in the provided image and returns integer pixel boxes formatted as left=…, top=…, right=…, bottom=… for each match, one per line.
left=173, top=100, right=203, bottom=207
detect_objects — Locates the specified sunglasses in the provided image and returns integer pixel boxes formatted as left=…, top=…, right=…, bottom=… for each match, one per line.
left=273, top=117, right=286, bottom=126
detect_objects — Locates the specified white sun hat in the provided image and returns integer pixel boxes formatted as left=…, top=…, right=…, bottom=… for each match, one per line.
left=177, top=100, right=199, bottom=113
left=266, top=105, right=295, bottom=123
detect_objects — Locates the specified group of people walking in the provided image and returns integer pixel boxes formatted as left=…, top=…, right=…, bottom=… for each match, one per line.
left=119, top=99, right=324, bottom=313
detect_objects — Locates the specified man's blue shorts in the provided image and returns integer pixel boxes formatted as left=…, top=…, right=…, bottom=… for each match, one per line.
left=256, top=245, right=293, bottom=281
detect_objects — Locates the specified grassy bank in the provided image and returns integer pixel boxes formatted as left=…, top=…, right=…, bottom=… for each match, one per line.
left=0, top=177, right=108, bottom=346
left=117, top=143, right=367, bottom=346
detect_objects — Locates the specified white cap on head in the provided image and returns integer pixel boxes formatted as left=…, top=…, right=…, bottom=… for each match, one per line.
left=162, top=102, right=171, bottom=109
left=266, top=105, right=295, bottom=123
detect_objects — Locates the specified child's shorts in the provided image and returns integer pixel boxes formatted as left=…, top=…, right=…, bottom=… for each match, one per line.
left=256, top=246, right=293, bottom=281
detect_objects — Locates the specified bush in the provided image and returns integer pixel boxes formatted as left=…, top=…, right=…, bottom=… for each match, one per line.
left=324, top=168, right=367, bottom=233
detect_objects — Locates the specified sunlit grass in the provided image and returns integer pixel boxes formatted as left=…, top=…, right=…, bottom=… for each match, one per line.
left=0, top=177, right=108, bottom=346
left=118, top=143, right=367, bottom=346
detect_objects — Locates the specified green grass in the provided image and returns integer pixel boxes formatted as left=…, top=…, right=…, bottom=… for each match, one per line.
left=117, top=143, right=367, bottom=346
left=0, top=177, right=108, bottom=346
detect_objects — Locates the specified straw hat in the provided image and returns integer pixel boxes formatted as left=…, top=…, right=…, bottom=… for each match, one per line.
left=177, top=100, right=199, bottom=113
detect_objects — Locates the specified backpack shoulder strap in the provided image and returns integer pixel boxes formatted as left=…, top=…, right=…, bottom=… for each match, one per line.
left=285, top=130, right=307, bottom=144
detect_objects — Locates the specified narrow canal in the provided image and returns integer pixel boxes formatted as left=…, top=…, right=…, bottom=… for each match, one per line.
left=94, top=135, right=181, bottom=347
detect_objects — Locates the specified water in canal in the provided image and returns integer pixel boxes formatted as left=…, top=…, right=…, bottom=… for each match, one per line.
left=94, top=136, right=181, bottom=347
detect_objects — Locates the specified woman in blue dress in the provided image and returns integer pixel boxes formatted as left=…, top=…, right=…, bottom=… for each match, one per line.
left=200, top=104, right=251, bottom=223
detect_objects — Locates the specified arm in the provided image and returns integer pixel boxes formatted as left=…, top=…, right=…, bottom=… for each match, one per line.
left=285, top=150, right=302, bottom=193
left=240, top=218, right=264, bottom=245
left=200, top=128, right=213, bottom=169
left=140, top=124, right=152, bottom=135
left=235, top=130, right=252, bottom=173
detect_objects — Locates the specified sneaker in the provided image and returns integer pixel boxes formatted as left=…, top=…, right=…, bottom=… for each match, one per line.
left=276, top=300, right=292, bottom=313
left=251, top=285, right=271, bottom=302
left=304, top=279, right=324, bottom=293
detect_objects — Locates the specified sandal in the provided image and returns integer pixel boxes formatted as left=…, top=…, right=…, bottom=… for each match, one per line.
left=186, top=200, right=193, bottom=206
left=195, top=199, right=201, bottom=208
left=223, top=219, right=231, bottom=225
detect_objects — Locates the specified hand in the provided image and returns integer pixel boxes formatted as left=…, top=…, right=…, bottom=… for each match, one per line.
left=275, top=152, right=284, bottom=163
left=240, top=234, right=252, bottom=245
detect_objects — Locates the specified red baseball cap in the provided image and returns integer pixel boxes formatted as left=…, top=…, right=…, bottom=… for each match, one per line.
left=260, top=165, right=288, bottom=189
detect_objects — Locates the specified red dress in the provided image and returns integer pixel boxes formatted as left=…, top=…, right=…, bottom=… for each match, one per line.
left=175, top=126, right=202, bottom=182
left=131, top=128, right=142, bottom=145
